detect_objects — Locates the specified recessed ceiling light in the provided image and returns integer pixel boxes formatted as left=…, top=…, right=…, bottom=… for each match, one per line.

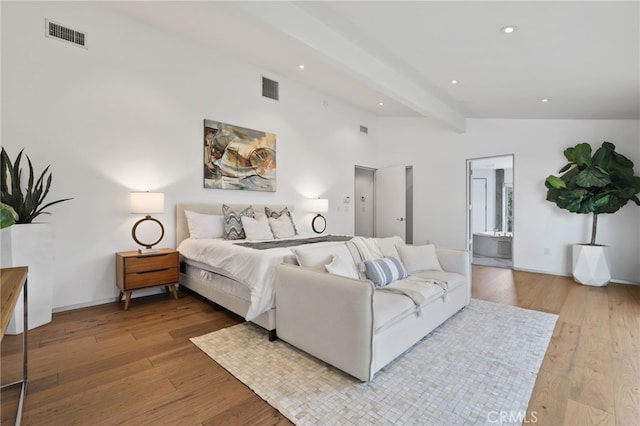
left=501, top=26, right=517, bottom=34
left=450, top=79, right=458, bottom=84
left=540, top=98, right=550, bottom=103
left=298, top=64, right=305, bottom=69
left=378, top=102, right=384, bottom=106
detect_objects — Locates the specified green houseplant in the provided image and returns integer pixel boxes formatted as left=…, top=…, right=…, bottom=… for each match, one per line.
left=0, top=202, right=18, bottom=229
left=1, top=147, right=72, bottom=334
left=545, top=141, right=640, bottom=284
left=1, top=147, right=72, bottom=222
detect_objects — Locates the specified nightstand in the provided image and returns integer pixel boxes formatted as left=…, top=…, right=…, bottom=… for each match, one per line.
left=115, top=248, right=179, bottom=310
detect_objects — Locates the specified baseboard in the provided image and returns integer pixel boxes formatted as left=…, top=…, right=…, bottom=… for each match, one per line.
left=511, top=266, right=639, bottom=286
left=52, top=287, right=165, bottom=313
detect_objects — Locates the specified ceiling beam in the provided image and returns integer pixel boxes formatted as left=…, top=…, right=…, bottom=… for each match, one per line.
left=236, top=1, right=467, bottom=133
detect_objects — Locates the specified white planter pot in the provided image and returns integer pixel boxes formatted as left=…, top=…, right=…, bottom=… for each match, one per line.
left=1, top=223, right=55, bottom=334
left=572, top=244, right=610, bottom=286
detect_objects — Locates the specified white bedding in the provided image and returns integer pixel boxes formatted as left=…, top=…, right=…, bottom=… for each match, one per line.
left=178, top=236, right=340, bottom=321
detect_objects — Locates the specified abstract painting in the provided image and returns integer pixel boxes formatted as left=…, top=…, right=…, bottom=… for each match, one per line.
left=203, top=119, right=276, bottom=191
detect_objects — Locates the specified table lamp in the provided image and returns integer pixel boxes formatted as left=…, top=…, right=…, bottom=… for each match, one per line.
left=308, top=198, right=329, bottom=234
left=130, top=192, right=165, bottom=253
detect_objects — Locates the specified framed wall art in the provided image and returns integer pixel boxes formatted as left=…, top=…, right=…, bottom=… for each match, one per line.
left=203, top=119, right=276, bottom=192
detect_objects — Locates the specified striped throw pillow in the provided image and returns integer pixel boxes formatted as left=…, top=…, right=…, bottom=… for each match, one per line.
left=363, top=257, right=408, bottom=287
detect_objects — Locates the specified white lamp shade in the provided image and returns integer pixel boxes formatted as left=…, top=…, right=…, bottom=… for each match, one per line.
left=307, top=198, right=329, bottom=213
left=130, top=192, right=164, bottom=214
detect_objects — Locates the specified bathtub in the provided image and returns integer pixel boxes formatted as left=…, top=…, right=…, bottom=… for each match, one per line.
left=473, top=232, right=512, bottom=258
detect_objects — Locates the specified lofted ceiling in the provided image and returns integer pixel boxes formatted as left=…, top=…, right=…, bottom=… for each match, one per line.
left=103, top=1, right=640, bottom=131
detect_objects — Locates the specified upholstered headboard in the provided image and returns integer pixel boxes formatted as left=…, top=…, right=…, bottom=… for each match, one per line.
left=175, top=203, right=293, bottom=246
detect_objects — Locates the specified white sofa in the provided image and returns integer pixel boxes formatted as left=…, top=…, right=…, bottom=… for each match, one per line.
left=275, top=237, right=471, bottom=382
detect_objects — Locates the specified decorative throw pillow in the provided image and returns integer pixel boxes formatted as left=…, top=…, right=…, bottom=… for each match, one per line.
left=374, top=235, right=404, bottom=258
left=268, top=215, right=295, bottom=239
left=397, top=244, right=443, bottom=273
left=325, top=252, right=360, bottom=279
left=241, top=215, right=274, bottom=241
left=265, top=207, right=298, bottom=234
left=292, top=243, right=353, bottom=272
left=184, top=210, right=225, bottom=239
left=222, top=204, right=255, bottom=240
left=363, top=257, right=408, bottom=287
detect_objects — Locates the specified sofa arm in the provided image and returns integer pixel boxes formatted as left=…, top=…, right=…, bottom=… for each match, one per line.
left=275, top=263, right=375, bottom=381
left=436, top=248, right=471, bottom=286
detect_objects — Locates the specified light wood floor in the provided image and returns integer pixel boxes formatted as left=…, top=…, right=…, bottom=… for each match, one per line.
left=1, top=266, right=639, bottom=425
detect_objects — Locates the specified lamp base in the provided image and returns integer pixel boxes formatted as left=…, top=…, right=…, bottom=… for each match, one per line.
left=138, top=247, right=161, bottom=254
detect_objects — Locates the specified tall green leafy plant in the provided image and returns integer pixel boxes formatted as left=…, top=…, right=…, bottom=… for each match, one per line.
left=1, top=147, right=72, bottom=223
left=545, top=141, right=640, bottom=245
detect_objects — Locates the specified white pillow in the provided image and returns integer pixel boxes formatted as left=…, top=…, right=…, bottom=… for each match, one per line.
left=325, top=252, right=359, bottom=279
left=240, top=215, right=274, bottom=241
left=397, top=244, right=443, bottom=273
left=184, top=210, right=225, bottom=239
left=292, top=243, right=354, bottom=272
left=374, top=236, right=404, bottom=258
left=268, top=215, right=295, bottom=239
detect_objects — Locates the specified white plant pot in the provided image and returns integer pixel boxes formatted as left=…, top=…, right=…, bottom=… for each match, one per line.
left=1, top=223, right=55, bottom=334
left=572, top=244, right=610, bottom=286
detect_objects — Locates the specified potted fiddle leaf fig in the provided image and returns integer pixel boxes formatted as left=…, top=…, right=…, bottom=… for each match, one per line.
left=545, top=141, right=640, bottom=286
left=1, top=147, right=72, bottom=333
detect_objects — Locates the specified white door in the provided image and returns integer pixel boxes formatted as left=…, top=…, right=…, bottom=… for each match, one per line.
left=354, top=167, right=375, bottom=237
left=375, top=165, right=406, bottom=239
left=472, top=178, right=487, bottom=233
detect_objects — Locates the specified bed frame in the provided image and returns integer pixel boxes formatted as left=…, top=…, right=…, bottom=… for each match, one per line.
left=176, top=203, right=292, bottom=341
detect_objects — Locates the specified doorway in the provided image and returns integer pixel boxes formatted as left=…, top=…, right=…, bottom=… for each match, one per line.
left=354, top=165, right=413, bottom=242
left=467, top=155, right=514, bottom=269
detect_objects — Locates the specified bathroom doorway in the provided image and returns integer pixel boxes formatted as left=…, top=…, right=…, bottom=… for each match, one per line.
left=467, top=155, right=514, bottom=268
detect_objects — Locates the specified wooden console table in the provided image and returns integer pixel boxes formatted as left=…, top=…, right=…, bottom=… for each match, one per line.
left=1, top=266, right=29, bottom=426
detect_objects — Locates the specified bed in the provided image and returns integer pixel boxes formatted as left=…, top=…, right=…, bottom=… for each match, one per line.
left=176, top=203, right=348, bottom=340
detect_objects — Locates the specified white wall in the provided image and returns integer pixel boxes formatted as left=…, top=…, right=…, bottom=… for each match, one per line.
left=1, top=2, right=376, bottom=310
left=376, top=118, right=640, bottom=283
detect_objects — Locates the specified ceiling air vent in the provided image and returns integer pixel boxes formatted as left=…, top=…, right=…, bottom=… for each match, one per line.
left=359, top=125, right=369, bottom=134
left=45, top=19, right=87, bottom=49
left=262, top=77, right=279, bottom=101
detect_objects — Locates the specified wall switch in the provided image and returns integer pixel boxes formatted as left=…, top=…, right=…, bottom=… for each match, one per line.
left=544, top=248, right=550, bottom=255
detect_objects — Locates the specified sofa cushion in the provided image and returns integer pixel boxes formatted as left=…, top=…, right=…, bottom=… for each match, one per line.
left=411, top=270, right=466, bottom=291
left=325, top=253, right=360, bottom=279
left=374, top=236, right=404, bottom=258
left=292, top=242, right=354, bottom=272
left=363, top=257, right=408, bottom=287
left=397, top=244, right=443, bottom=273
left=373, top=278, right=445, bottom=332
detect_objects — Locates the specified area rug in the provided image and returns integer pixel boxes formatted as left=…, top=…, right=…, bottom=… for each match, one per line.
left=191, top=299, right=558, bottom=425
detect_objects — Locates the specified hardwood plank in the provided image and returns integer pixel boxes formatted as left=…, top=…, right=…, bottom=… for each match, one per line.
left=563, top=399, right=614, bottom=426
left=527, top=369, right=571, bottom=425
left=1, top=267, right=638, bottom=426
left=611, top=353, right=640, bottom=426
left=539, top=321, right=580, bottom=376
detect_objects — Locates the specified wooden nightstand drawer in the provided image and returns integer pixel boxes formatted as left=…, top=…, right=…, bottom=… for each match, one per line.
left=115, top=248, right=180, bottom=310
left=125, top=268, right=179, bottom=289
left=125, top=252, right=178, bottom=273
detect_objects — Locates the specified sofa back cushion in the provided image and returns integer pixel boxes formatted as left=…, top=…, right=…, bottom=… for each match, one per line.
left=325, top=253, right=360, bottom=279
left=292, top=243, right=356, bottom=274
left=363, top=257, right=408, bottom=287
left=397, top=244, right=443, bottom=273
